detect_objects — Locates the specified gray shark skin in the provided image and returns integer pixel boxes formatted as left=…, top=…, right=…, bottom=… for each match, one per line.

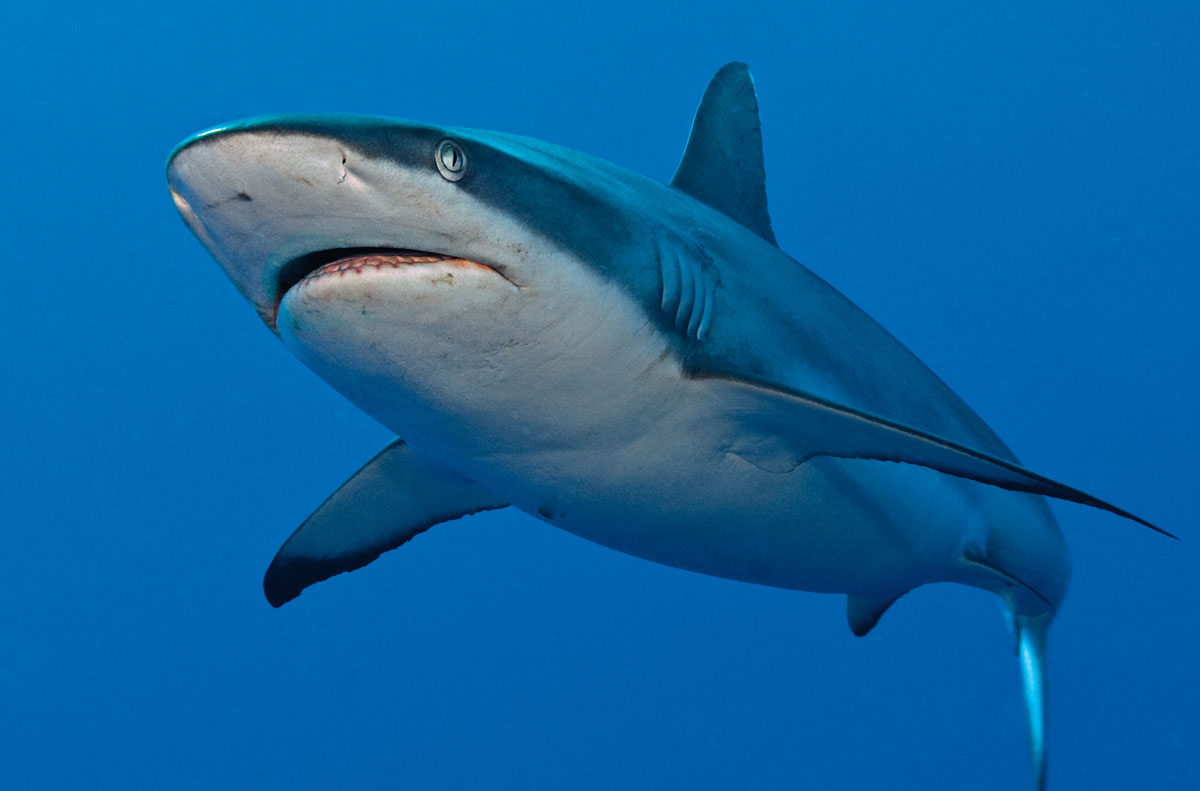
left=166, top=63, right=1167, bottom=790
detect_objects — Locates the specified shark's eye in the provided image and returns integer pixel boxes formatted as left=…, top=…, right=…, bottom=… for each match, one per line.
left=435, top=139, right=468, bottom=181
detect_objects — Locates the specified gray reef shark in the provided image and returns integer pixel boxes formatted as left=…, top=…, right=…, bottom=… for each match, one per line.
left=166, top=63, right=1169, bottom=789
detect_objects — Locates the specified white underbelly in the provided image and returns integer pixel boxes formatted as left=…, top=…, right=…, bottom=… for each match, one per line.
left=425, top=384, right=1005, bottom=597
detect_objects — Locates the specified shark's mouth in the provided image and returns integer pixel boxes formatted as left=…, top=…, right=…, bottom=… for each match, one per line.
left=271, top=247, right=495, bottom=328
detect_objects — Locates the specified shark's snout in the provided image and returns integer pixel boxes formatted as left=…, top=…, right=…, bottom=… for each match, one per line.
left=168, top=121, right=437, bottom=327
left=167, top=126, right=353, bottom=321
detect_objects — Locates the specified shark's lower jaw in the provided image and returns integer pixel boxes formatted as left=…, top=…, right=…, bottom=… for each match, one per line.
left=270, top=248, right=496, bottom=328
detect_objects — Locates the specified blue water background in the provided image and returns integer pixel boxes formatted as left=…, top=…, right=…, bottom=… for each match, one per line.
left=2, top=1, right=1196, bottom=788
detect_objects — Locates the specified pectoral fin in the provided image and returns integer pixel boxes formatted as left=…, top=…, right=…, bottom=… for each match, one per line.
left=700, top=375, right=1170, bottom=536
left=264, top=439, right=508, bottom=607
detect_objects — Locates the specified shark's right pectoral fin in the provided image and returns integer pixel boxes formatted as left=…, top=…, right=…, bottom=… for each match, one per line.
left=264, top=439, right=508, bottom=607
left=700, top=374, right=1171, bottom=536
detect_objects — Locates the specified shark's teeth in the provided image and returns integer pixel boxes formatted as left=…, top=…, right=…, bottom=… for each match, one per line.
left=305, top=252, right=459, bottom=281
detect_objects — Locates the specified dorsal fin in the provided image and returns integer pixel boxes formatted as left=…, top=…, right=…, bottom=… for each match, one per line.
left=671, top=62, right=777, bottom=244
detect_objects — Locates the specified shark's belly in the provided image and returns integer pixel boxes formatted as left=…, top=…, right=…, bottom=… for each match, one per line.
left=439, top=402, right=1054, bottom=599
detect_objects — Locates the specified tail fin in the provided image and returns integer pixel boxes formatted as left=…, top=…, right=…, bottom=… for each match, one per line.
left=1015, top=612, right=1051, bottom=791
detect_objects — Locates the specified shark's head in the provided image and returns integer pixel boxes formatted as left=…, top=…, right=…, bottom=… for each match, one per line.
left=167, top=116, right=648, bottom=327
left=167, top=115, right=675, bottom=454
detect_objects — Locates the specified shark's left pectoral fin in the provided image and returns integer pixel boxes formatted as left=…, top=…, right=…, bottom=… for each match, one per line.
left=264, top=439, right=508, bottom=607
left=700, top=375, right=1171, bottom=536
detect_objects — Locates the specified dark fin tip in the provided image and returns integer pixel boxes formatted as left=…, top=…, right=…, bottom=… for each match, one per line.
left=263, top=548, right=389, bottom=608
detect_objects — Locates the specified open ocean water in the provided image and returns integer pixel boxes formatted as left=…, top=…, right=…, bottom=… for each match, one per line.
left=2, top=2, right=1196, bottom=789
